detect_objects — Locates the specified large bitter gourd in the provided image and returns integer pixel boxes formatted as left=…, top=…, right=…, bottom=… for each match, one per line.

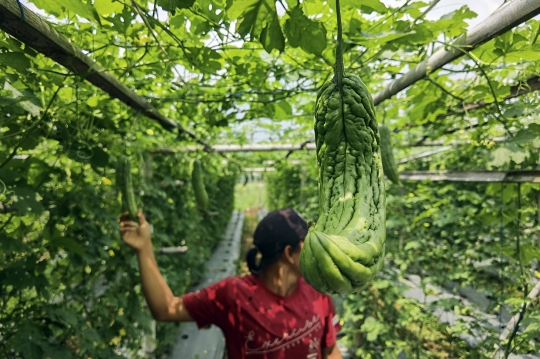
left=379, top=124, right=400, bottom=185
left=299, top=3, right=386, bottom=295
left=116, top=155, right=139, bottom=220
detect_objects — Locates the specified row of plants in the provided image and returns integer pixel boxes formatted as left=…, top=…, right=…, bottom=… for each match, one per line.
left=0, top=22, right=239, bottom=356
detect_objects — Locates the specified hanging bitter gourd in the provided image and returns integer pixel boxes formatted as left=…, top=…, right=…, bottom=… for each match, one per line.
left=116, top=155, right=139, bottom=220
left=379, top=124, right=400, bottom=185
left=299, top=0, right=386, bottom=296
left=191, top=159, right=209, bottom=211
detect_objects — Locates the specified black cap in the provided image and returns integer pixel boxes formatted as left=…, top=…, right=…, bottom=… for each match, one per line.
left=247, top=208, right=308, bottom=275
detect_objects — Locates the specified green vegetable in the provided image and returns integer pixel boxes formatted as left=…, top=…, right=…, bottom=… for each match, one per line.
left=116, top=155, right=138, bottom=220
left=192, top=159, right=209, bottom=211
left=379, top=124, right=400, bottom=185
left=299, top=2, right=386, bottom=295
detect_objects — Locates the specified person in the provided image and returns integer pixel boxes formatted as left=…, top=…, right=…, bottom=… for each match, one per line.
left=119, top=207, right=343, bottom=359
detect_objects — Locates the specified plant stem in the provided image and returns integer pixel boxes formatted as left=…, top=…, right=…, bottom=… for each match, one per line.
left=335, top=0, right=344, bottom=86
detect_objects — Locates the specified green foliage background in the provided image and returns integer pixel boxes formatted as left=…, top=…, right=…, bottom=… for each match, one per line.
left=1, top=0, right=540, bottom=357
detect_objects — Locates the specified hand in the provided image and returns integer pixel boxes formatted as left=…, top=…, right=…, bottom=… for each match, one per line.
left=119, top=210, right=152, bottom=252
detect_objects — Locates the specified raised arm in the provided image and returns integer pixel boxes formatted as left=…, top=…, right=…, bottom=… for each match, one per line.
left=119, top=211, right=193, bottom=322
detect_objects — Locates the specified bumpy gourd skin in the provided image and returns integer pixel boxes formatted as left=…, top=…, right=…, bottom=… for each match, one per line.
left=116, top=155, right=138, bottom=221
left=192, top=159, right=209, bottom=211
left=299, top=74, right=386, bottom=296
left=379, top=124, right=401, bottom=185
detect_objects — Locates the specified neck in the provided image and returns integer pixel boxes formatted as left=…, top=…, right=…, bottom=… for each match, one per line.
left=260, top=263, right=300, bottom=297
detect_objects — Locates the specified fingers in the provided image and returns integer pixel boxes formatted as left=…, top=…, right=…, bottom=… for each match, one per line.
left=120, top=222, right=138, bottom=236
left=120, top=221, right=138, bottom=229
left=137, top=210, right=148, bottom=225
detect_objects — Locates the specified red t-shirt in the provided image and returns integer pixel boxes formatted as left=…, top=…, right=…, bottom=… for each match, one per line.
left=182, top=274, right=341, bottom=359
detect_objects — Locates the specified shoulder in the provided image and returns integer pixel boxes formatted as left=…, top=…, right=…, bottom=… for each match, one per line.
left=232, top=273, right=261, bottom=288
left=298, top=278, right=334, bottom=307
left=208, top=274, right=260, bottom=292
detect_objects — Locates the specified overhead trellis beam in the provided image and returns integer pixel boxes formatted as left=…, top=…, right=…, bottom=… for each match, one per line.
left=152, top=143, right=318, bottom=153
left=154, top=137, right=506, bottom=153
left=396, top=146, right=454, bottom=164
left=399, top=170, right=540, bottom=183
left=242, top=169, right=540, bottom=183
left=0, top=0, right=212, bottom=152
left=371, top=0, right=540, bottom=106
left=243, top=167, right=276, bottom=172
left=402, top=137, right=506, bottom=147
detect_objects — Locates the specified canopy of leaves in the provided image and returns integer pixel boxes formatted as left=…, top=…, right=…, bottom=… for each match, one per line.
left=1, top=0, right=540, bottom=357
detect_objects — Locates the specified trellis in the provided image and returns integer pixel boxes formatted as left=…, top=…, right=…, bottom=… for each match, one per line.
left=1, top=0, right=540, bottom=358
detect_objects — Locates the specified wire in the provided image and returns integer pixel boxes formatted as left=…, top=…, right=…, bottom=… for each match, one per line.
left=16, top=0, right=25, bottom=22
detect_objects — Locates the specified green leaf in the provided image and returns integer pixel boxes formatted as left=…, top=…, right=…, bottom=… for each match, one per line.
left=10, top=187, right=43, bottom=215
left=14, top=339, right=43, bottom=358
left=274, top=100, right=292, bottom=119
left=227, top=0, right=284, bottom=52
left=170, top=14, right=186, bottom=28
left=341, top=0, right=387, bottom=13
left=0, top=52, right=31, bottom=73
left=45, top=225, right=85, bottom=256
left=157, top=0, right=195, bottom=12
left=404, top=241, right=421, bottom=251
left=86, top=95, right=100, bottom=107
left=260, top=16, right=285, bottom=53
left=522, top=314, right=540, bottom=335
left=12, top=322, right=45, bottom=358
left=360, top=316, right=386, bottom=341
left=510, top=129, right=540, bottom=145
left=89, top=147, right=110, bottom=168
left=32, top=0, right=96, bottom=20
left=41, top=344, right=72, bottom=359
left=3, top=82, right=41, bottom=116
left=354, top=31, right=413, bottom=46
left=504, top=50, right=540, bottom=62
left=487, top=144, right=529, bottom=168
left=520, top=244, right=540, bottom=265
left=284, top=7, right=327, bottom=56
left=50, top=308, right=79, bottom=327
left=94, top=0, right=124, bottom=16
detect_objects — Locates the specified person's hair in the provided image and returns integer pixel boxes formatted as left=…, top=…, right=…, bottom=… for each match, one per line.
left=246, top=208, right=308, bottom=275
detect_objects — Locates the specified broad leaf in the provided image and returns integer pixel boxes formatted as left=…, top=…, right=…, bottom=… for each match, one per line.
left=0, top=52, right=31, bottom=73
left=32, top=0, right=95, bottom=20
left=94, top=0, right=124, bottom=16
left=340, top=0, right=387, bottom=13
left=284, top=7, right=327, bottom=56
left=487, top=143, right=529, bottom=168
left=227, top=0, right=284, bottom=52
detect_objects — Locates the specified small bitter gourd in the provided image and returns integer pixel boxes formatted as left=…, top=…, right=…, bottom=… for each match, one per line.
left=299, top=0, right=386, bottom=296
left=379, top=124, right=400, bottom=185
left=191, top=159, right=209, bottom=211
left=116, top=155, right=138, bottom=220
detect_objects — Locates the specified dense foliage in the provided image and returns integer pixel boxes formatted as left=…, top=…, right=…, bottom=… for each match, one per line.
left=1, top=0, right=540, bottom=357
left=266, top=139, right=540, bottom=357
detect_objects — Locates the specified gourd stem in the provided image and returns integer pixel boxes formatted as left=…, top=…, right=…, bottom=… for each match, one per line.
left=335, top=0, right=345, bottom=87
